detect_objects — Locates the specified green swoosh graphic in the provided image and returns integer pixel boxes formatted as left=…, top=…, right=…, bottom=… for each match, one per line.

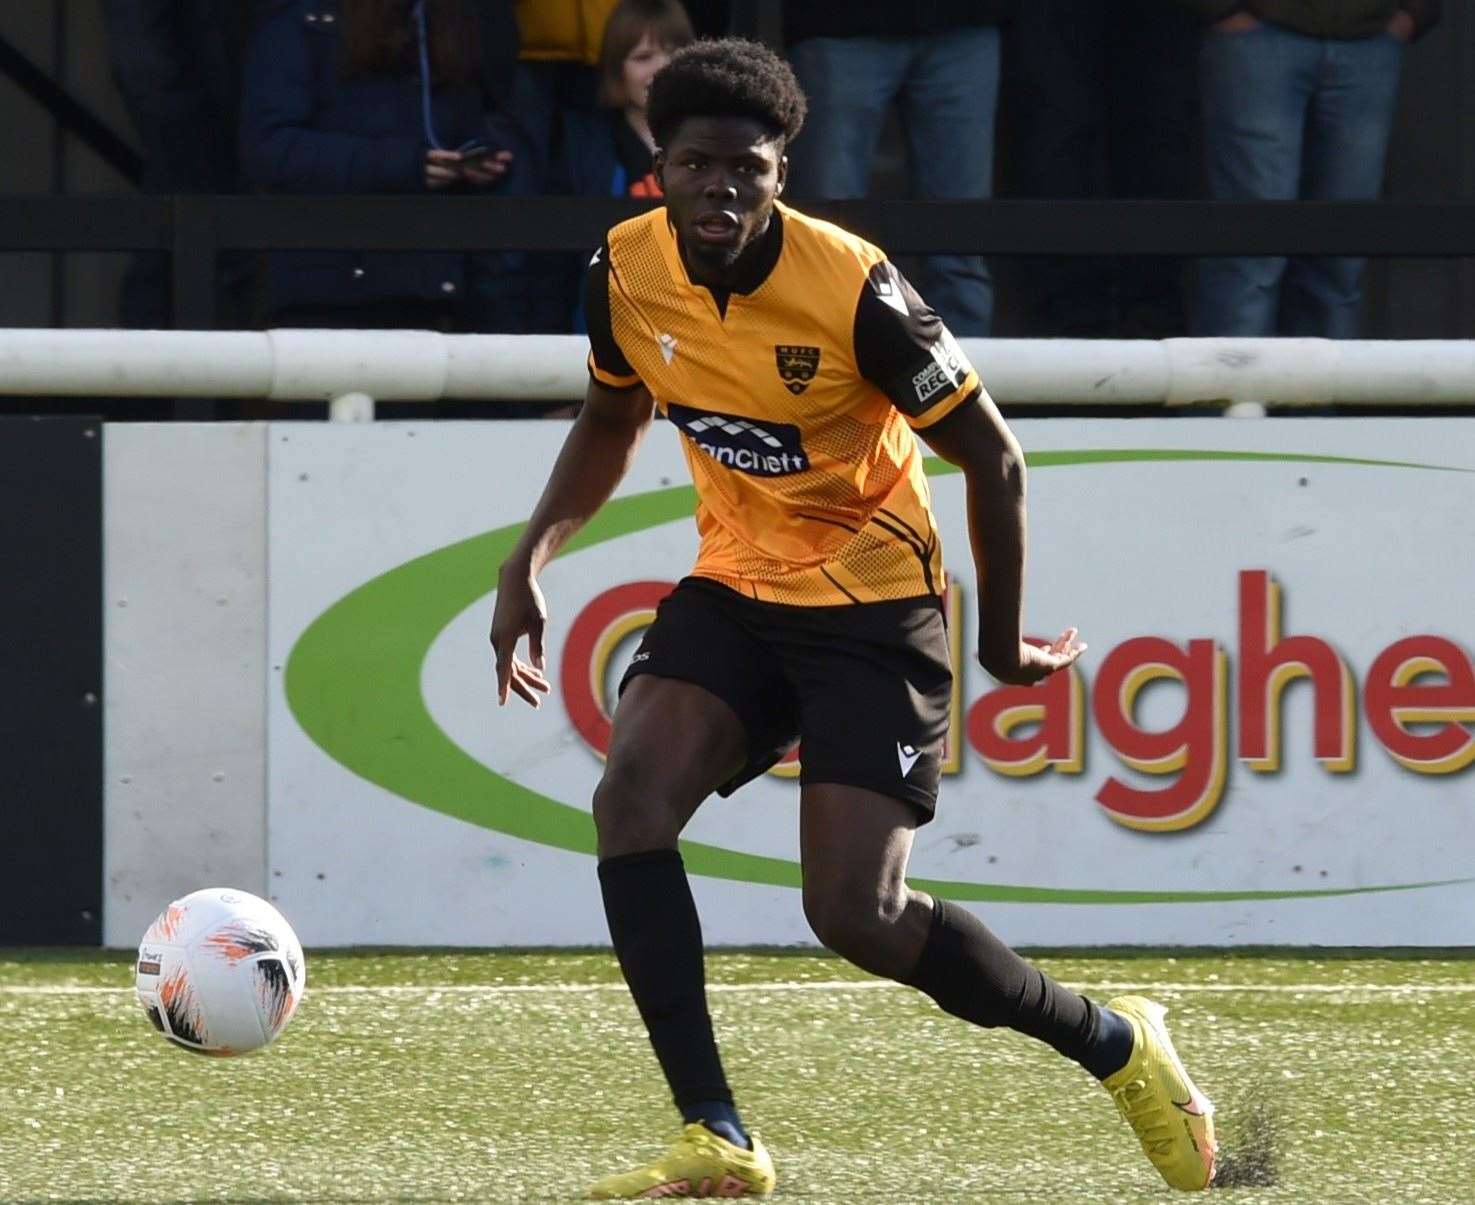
left=284, top=449, right=1473, bottom=904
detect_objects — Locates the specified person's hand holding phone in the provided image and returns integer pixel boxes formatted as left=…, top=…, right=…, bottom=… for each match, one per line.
left=455, top=141, right=513, bottom=188
left=424, top=142, right=513, bottom=190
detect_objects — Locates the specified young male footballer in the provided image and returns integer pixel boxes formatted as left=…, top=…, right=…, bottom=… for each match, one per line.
left=489, top=38, right=1217, bottom=1199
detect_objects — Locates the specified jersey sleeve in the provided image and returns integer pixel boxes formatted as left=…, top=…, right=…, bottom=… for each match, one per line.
left=584, top=241, right=643, bottom=391
left=852, top=260, right=981, bottom=428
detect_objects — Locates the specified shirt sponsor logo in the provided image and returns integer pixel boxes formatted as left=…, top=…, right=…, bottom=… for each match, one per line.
left=775, top=345, right=821, bottom=395
left=666, top=402, right=810, bottom=477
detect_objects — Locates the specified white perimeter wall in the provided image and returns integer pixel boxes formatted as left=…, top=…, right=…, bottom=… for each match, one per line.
left=101, top=420, right=1475, bottom=949
left=103, top=425, right=268, bottom=946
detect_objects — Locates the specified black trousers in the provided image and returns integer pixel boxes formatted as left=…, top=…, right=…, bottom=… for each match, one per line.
left=1001, top=0, right=1200, bottom=337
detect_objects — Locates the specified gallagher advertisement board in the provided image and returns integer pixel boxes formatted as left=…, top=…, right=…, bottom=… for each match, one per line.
left=269, top=420, right=1474, bottom=947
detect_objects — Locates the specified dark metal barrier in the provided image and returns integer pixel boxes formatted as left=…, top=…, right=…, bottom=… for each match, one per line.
left=5, top=195, right=1475, bottom=330
left=0, top=416, right=103, bottom=944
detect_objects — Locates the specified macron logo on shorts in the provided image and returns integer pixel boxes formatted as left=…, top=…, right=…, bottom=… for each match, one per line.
left=666, top=401, right=810, bottom=477
left=897, top=743, right=922, bottom=778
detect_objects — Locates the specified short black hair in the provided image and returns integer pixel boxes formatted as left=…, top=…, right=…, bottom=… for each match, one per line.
left=647, top=38, right=807, bottom=150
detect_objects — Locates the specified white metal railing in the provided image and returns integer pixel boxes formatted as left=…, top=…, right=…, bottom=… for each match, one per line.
left=3, top=329, right=1474, bottom=421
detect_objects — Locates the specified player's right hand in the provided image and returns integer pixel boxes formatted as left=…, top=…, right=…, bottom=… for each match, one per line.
left=489, top=565, right=552, bottom=708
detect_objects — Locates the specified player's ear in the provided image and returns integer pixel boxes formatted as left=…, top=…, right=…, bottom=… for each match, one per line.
left=653, top=148, right=667, bottom=192
left=775, top=153, right=787, bottom=197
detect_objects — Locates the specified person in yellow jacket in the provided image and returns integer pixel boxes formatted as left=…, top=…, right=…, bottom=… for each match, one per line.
left=515, top=0, right=620, bottom=63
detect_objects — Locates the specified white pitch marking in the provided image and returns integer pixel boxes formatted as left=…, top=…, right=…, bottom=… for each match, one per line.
left=4, top=980, right=1474, bottom=997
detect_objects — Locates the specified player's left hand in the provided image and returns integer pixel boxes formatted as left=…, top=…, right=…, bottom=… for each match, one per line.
left=979, top=628, right=1087, bottom=686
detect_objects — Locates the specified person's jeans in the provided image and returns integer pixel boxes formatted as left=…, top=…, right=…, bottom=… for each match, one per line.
left=1194, top=22, right=1404, bottom=338
left=787, top=29, right=1000, bottom=336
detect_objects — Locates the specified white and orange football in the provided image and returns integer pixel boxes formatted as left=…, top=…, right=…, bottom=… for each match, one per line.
left=135, top=888, right=306, bottom=1056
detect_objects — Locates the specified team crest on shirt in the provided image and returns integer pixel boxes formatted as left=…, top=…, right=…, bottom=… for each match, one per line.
left=775, top=345, right=821, bottom=395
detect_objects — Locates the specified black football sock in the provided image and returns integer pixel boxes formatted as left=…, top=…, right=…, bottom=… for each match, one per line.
left=598, top=850, right=748, bottom=1135
left=903, top=897, right=1129, bottom=1079
left=1083, top=1005, right=1137, bottom=1081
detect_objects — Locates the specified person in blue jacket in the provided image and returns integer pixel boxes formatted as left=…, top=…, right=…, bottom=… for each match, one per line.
left=240, top=0, right=526, bottom=332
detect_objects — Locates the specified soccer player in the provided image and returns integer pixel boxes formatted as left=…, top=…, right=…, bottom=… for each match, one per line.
left=489, top=39, right=1217, bottom=1199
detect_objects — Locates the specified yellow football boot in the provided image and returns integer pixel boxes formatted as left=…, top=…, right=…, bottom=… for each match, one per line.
left=587, top=1123, right=776, bottom=1199
left=1103, top=995, right=1217, bottom=1191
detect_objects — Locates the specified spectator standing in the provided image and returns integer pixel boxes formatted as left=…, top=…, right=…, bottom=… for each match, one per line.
left=533, top=0, right=693, bottom=331
left=782, top=1, right=1013, bottom=337
left=1182, top=0, right=1442, bottom=338
left=239, top=0, right=523, bottom=333
left=102, top=1, right=255, bottom=328
left=509, top=0, right=620, bottom=189
left=1004, top=1, right=1199, bottom=338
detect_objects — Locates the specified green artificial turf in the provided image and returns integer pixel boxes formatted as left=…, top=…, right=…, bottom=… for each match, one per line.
left=2, top=949, right=1472, bottom=1202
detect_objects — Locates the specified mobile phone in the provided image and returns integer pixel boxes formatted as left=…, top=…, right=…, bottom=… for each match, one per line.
left=456, top=141, right=491, bottom=163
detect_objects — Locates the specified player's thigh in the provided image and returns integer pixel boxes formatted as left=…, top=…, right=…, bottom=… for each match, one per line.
left=595, top=579, right=785, bottom=852
left=595, top=673, right=748, bottom=855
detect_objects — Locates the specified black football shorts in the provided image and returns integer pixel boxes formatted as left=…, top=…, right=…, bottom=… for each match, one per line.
left=619, top=576, right=953, bottom=820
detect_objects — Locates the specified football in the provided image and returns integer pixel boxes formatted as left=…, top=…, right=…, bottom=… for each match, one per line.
left=135, top=887, right=306, bottom=1056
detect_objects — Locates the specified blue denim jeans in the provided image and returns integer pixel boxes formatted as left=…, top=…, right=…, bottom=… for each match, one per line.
left=787, top=29, right=1001, bottom=336
left=1193, top=22, right=1404, bottom=338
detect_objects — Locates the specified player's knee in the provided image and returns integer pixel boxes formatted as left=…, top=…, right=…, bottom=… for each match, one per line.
left=591, top=757, right=681, bottom=855
left=802, top=882, right=906, bottom=963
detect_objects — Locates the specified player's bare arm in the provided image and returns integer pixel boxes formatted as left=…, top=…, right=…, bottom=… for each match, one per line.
left=918, top=391, right=1085, bottom=686
left=489, top=378, right=656, bottom=707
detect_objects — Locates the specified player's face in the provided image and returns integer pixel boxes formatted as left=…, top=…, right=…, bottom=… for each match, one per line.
left=656, top=116, right=786, bottom=282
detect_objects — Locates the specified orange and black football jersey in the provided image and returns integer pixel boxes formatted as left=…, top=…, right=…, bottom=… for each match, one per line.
left=585, top=201, right=982, bottom=606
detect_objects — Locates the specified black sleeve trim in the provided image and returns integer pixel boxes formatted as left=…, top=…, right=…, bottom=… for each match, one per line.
left=585, top=364, right=646, bottom=392
left=583, top=240, right=638, bottom=381
left=853, top=260, right=971, bottom=419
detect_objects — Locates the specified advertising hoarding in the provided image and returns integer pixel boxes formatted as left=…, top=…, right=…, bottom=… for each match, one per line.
left=270, top=419, right=1475, bottom=946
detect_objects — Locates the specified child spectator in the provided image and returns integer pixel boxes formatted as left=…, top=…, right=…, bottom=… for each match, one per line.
left=239, top=0, right=524, bottom=333
left=1181, top=0, right=1442, bottom=338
